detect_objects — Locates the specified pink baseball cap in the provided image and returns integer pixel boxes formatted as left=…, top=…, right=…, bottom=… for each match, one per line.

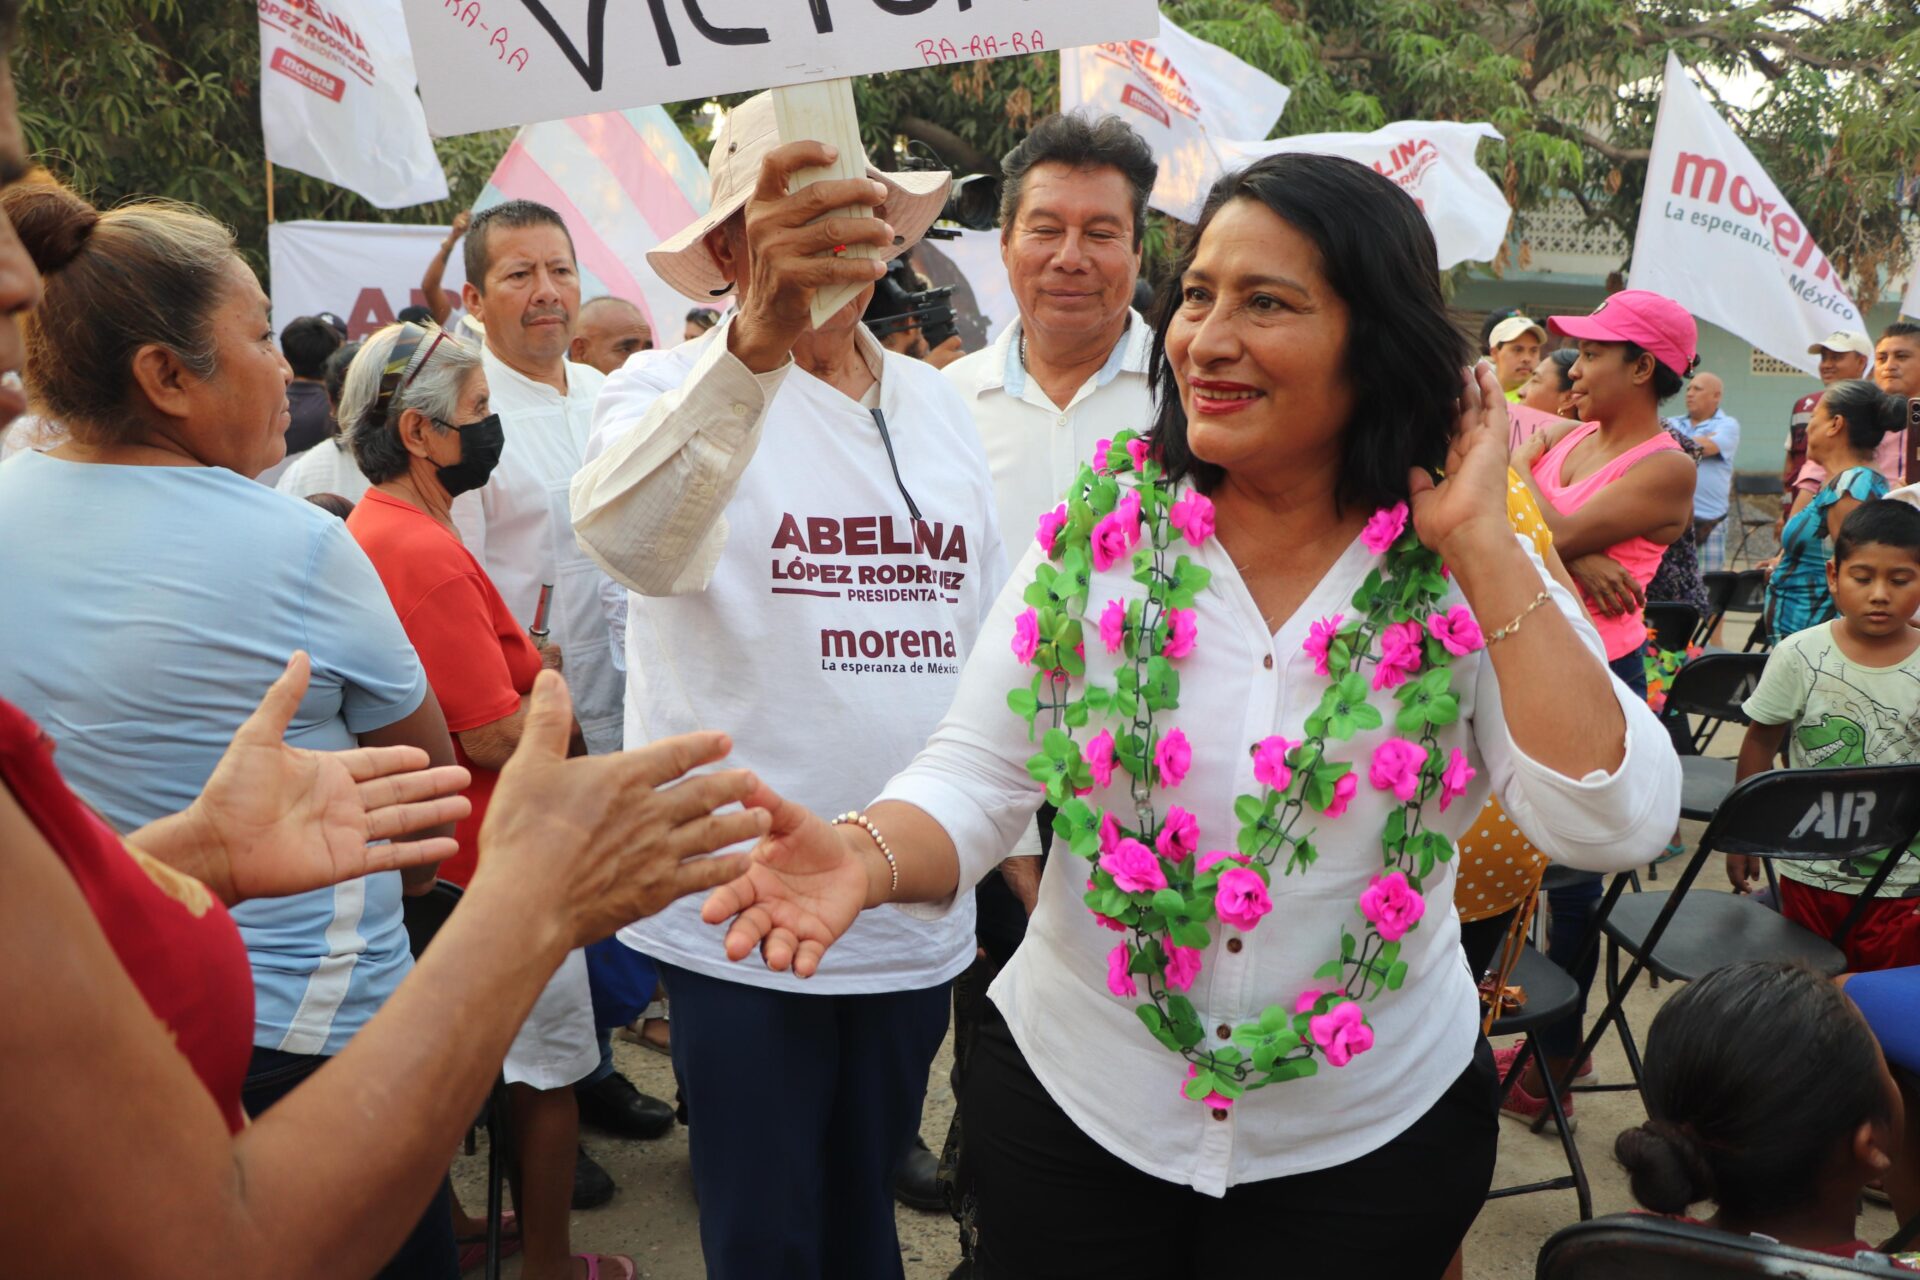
left=1548, top=290, right=1698, bottom=377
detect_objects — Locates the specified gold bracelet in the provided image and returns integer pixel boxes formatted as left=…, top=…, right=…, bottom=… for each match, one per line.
left=1486, top=590, right=1552, bottom=646
left=832, top=811, right=899, bottom=899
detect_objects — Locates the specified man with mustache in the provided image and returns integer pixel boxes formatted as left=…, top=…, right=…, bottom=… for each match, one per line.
left=455, top=201, right=675, bottom=1205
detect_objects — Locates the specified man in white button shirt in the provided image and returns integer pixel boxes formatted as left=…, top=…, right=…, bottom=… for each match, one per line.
left=571, top=92, right=1002, bottom=1280
left=454, top=201, right=675, bottom=1201
left=936, top=110, right=1158, bottom=1268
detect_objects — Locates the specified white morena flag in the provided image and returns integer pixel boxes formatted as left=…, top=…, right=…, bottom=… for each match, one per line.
left=402, top=0, right=1158, bottom=137
left=1060, top=16, right=1290, bottom=224
left=1220, top=122, right=1509, bottom=269
left=1631, top=53, right=1865, bottom=376
left=268, top=220, right=466, bottom=341
left=474, top=106, right=712, bottom=345
left=1902, top=253, right=1920, bottom=320
left=260, top=0, right=448, bottom=208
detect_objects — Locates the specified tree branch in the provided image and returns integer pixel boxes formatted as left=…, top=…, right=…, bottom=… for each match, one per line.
left=1538, top=117, right=1650, bottom=165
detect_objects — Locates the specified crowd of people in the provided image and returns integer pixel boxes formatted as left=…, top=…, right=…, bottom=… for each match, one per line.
left=1, top=1, right=1918, bottom=1273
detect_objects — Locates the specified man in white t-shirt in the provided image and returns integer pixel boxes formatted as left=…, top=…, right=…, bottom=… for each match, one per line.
left=571, top=92, right=1002, bottom=1280
left=452, top=200, right=674, bottom=1204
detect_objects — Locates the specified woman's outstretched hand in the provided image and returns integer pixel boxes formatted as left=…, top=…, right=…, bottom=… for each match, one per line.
left=161, top=652, right=473, bottom=906
left=701, top=786, right=872, bottom=978
left=1409, top=361, right=1514, bottom=560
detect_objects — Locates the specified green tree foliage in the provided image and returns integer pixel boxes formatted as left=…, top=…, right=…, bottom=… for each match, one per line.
left=846, top=0, right=1918, bottom=294
left=13, top=0, right=509, bottom=276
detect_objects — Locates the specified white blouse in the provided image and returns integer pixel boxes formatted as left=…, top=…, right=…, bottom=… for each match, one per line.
left=878, top=523, right=1680, bottom=1196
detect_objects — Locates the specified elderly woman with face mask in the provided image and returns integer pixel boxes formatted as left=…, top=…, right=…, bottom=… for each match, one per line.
left=340, top=322, right=628, bottom=1280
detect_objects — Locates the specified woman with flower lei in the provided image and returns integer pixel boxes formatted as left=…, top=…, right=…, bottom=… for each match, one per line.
left=702, top=153, right=1680, bottom=1278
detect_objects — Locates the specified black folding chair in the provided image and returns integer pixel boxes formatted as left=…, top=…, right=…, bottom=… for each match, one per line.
left=1487, top=944, right=1592, bottom=1220
left=1537, top=1213, right=1916, bottom=1279
left=404, top=882, right=515, bottom=1280
left=1695, top=571, right=1738, bottom=647
left=1728, top=471, right=1784, bottom=569
left=1642, top=601, right=1699, bottom=655
left=1656, top=652, right=1765, bottom=822
left=1564, top=764, right=1920, bottom=1104
left=1723, top=568, right=1772, bottom=652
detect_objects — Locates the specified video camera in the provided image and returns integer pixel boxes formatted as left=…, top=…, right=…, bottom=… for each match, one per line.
left=864, top=256, right=957, bottom=350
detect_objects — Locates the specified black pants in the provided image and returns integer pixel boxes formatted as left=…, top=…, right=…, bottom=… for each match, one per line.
left=244, top=1047, right=460, bottom=1280
left=963, top=1020, right=1499, bottom=1280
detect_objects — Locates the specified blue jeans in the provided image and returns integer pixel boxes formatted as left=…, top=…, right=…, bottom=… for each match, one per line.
left=661, top=964, right=951, bottom=1280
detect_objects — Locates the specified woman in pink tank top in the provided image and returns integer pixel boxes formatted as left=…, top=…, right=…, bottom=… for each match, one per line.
left=1517, top=292, right=1700, bottom=695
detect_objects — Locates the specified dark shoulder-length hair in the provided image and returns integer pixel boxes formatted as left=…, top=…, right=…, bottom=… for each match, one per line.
left=1150, top=153, right=1468, bottom=511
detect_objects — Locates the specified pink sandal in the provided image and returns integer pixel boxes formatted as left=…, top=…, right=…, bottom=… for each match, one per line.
left=576, top=1254, right=638, bottom=1280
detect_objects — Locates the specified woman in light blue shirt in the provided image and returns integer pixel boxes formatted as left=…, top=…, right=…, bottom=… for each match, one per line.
left=0, top=185, right=464, bottom=1275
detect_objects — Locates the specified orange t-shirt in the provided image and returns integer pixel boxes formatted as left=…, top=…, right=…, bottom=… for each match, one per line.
left=349, top=490, right=542, bottom=886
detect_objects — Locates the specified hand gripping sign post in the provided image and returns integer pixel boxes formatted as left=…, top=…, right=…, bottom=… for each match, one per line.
left=401, top=0, right=1160, bottom=325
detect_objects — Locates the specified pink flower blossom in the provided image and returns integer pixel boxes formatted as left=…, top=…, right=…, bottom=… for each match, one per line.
left=1011, top=608, right=1040, bottom=665
left=1098, top=811, right=1121, bottom=855
left=1168, top=491, right=1216, bottom=546
left=1154, top=728, right=1192, bottom=789
left=1181, top=1063, right=1234, bottom=1110
left=1093, top=437, right=1114, bottom=474
left=1125, top=436, right=1151, bottom=471
left=1106, top=943, right=1137, bottom=997
left=1252, top=735, right=1299, bottom=793
left=1100, top=837, right=1166, bottom=894
left=1034, top=503, right=1068, bottom=555
left=1093, top=912, right=1127, bottom=933
left=1371, top=619, right=1425, bottom=691
left=1310, top=1000, right=1375, bottom=1067
left=1324, top=771, right=1359, bottom=818
left=1368, top=738, right=1429, bottom=803
left=1164, top=944, right=1203, bottom=993
left=1154, top=805, right=1200, bottom=862
left=1090, top=504, right=1142, bottom=572
left=1438, top=748, right=1475, bottom=812
left=1360, top=502, right=1410, bottom=555
left=1303, top=614, right=1345, bottom=676
left=1295, top=988, right=1324, bottom=1014
left=1215, top=867, right=1273, bottom=932
left=1085, top=729, right=1116, bottom=789
left=1098, top=598, right=1128, bottom=653
left=1196, top=849, right=1251, bottom=875
left=1163, top=608, right=1198, bottom=660
left=1359, top=870, right=1427, bottom=942
left=1427, top=605, right=1484, bottom=656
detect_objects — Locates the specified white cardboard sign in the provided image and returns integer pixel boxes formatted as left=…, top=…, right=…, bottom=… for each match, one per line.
left=402, top=0, right=1160, bottom=137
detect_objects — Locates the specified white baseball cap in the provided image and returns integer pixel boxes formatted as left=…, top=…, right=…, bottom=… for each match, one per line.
left=1807, top=330, right=1873, bottom=357
left=1489, top=315, right=1548, bottom=348
left=647, top=91, right=951, bottom=304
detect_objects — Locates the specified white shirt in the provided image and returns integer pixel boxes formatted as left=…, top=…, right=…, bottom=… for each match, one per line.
left=943, top=310, right=1153, bottom=552
left=275, top=438, right=372, bottom=505
left=572, top=317, right=1003, bottom=994
left=452, top=349, right=624, bottom=754
left=877, top=524, right=1681, bottom=1194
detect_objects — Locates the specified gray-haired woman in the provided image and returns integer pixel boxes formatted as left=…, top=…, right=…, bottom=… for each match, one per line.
left=341, top=323, right=632, bottom=1280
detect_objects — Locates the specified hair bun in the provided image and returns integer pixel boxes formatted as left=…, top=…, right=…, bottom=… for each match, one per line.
left=1879, top=391, right=1910, bottom=437
left=1, top=177, right=101, bottom=276
left=1615, top=1119, right=1717, bottom=1214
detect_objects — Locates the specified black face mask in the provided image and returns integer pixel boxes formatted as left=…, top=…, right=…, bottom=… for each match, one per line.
left=431, top=413, right=505, bottom=496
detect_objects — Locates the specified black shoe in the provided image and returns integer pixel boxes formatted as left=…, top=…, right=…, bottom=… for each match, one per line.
left=575, top=1070, right=674, bottom=1141
left=892, top=1135, right=944, bottom=1213
left=572, top=1145, right=615, bottom=1210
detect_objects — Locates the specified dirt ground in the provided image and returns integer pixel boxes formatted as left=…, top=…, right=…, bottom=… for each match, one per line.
left=454, top=703, right=1903, bottom=1278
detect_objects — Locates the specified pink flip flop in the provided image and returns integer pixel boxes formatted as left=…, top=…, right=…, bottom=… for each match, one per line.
left=576, top=1254, right=638, bottom=1280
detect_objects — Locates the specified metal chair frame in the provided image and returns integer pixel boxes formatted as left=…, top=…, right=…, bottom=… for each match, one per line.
left=1537, top=1212, right=1917, bottom=1279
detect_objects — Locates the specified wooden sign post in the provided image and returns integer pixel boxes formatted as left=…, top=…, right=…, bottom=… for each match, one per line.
left=773, top=78, right=880, bottom=328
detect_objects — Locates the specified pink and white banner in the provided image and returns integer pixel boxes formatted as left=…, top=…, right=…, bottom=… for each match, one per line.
left=1061, top=16, right=1290, bottom=224
left=474, top=106, right=712, bottom=344
left=1631, top=54, right=1866, bottom=376
left=268, top=219, right=465, bottom=341
left=1220, top=122, right=1510, bottom=268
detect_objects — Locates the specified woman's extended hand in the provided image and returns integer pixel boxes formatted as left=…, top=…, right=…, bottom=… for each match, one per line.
left=478, top=670, right=771, bottom=948
left=1409, top=361, right=1513, bottom=559
left=157, top=652, right=473, bottom=906
left=1567, top=553, right=1646, bottom=617
left=700, top=787, right=873, bottom=978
